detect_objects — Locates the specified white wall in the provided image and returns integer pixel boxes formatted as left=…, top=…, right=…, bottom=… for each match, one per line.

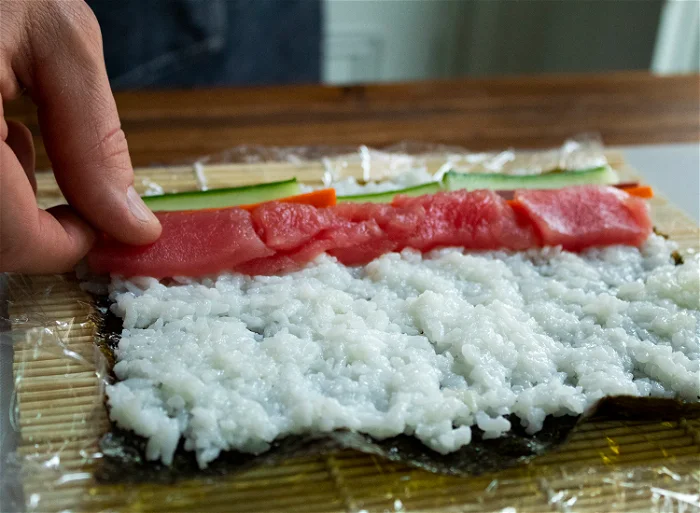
left=322, top=0, right=668, bottom=85
left=322, top=0, right=463, bottom=84
left=652, top=0, right=700, bottom=74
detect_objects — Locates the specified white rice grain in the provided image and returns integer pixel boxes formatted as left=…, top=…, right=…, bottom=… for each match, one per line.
left=105, top=235, right=700, bottom=467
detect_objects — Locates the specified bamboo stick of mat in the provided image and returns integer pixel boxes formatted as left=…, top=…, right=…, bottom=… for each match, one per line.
left=9, top=153, right=700, bottom=513
left=34, top=150, right=627, bottom=210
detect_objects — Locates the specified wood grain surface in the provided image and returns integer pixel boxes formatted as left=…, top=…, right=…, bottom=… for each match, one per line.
left=5, top=72, right=699, bottom=169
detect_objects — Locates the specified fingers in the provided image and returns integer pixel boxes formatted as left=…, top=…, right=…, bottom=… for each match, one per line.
left=0, top=139, right=94, bottom=273
left=5, top=120, right=36, bottom=194
left=15, top=1, right=161, bottom=245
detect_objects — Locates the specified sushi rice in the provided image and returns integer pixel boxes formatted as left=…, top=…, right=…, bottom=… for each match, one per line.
left=106, top=235, right=700, bottom=468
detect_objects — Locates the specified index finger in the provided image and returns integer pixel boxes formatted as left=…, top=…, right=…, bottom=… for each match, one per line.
left=16, top=0, right=161, bottom=245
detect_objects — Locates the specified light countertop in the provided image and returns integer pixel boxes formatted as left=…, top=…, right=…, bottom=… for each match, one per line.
left=617, top=143, right=699, bottom=223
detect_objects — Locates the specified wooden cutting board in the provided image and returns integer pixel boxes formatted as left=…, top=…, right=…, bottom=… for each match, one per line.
left=9, top=152, right=700, bottom=513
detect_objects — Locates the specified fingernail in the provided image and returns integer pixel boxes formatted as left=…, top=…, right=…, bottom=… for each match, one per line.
left=126, top=186, right=158, bottom=224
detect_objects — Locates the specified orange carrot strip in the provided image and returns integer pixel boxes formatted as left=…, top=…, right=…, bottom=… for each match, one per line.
left=619, top=185, right=654, bottom=199
left=239, top=188, right=337, bottom=211
left=177, top=189, right=337, bottom=214
left=182, top=185, right=647, bottom=215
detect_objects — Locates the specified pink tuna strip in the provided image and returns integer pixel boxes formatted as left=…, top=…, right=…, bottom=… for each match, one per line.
left=87, top=186, right=652, bottom=278
left=87, top=208, right=274, bottom=279
left=514, top=186, right=652, bottom=251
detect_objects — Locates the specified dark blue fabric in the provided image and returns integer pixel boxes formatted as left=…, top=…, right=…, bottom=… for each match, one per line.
left=88, top=0, right=322, bottom=90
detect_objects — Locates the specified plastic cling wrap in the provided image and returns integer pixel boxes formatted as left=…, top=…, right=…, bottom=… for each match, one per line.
left=30, top=134, right=611, bottom=209
left=2, top=138, right=700, bottom=513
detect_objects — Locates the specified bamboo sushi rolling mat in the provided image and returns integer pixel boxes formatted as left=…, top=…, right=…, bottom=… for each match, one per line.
left=9, top=151, right=700, bottom=513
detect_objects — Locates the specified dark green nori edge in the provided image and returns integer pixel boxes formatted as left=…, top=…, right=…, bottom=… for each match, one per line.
left=671, top=251, right=684, bottom=266
left=652, top=228, right=684, bottom=265
left=90, top=294, right=700, bottom=484
left=653, top=227, right=670, bottom=239
left=92, top=295, right=123, bottom=370
left=96, top=417, right=580, bottom=484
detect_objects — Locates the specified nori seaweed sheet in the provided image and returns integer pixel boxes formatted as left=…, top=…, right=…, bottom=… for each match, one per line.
left=97, top=417, right=580, bottom=484
left=91, top=292, right=699, bottom=484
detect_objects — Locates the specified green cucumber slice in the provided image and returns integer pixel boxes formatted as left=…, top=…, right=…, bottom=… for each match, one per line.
left=337, top=182, right=442, bottom=203
left=143, top=179, right=300, bottom=211
left=444, top=166, right=617, bottom=192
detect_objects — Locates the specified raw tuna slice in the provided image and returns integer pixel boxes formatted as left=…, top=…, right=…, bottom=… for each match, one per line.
left=392, top=190, right=538, bottom=251
left=236, top=235, right=338, bottom=276
left=234, top=253, right=298, bottom=276
left=513, top=185, right=652, bottom=251
left=87, top=209, right=273, bottom=278
left=240, top=218, right=387, bottom=275
left=87, top=186, right=653, bottom=278
left=327, top=219, right=396, bottom=265
left=334, top=202, right=421, bottom=250
left=251, top=202, right=340, bottom=251
left=333, top=203, right=394, bottom=223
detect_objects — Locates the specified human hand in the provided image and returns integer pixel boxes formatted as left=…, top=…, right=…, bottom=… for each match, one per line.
left=0, top=0, right=161, bottom=274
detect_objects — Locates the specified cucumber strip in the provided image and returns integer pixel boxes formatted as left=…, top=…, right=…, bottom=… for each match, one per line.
left=444, top=166, right=617, bottom=191
left=143, top=179, right=300, bottom=211
left=337, top=182, right=442, bottom=203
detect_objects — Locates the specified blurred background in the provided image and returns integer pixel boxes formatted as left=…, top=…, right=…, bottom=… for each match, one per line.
left=87, top=0, right=699, bottom=90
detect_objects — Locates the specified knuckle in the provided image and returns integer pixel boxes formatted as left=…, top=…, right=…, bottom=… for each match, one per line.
left=75, top=126, right=132, bottom=178
left=69, top=2, right=103, bottom=47
left=0, top=2, right=31, bottom=98
left=94, top=126, right=130, bottom=164
left=29, top=0, right=103, bottom=62
left=39, top=0, right=97, bottom=29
